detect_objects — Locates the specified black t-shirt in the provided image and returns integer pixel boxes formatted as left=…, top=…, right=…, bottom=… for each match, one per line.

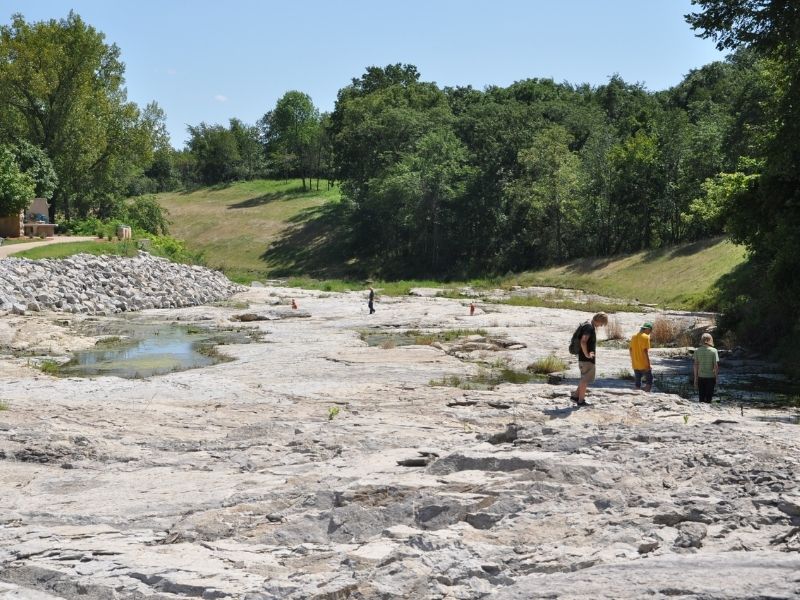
left=577, top=322, right=596, bottom=363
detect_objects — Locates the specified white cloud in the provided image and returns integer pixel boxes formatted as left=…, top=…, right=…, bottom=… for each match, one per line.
left=214, top=95, right=228, bottom=102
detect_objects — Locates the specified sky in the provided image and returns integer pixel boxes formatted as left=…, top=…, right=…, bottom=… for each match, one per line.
left=8, top=1, right=727, bottom=148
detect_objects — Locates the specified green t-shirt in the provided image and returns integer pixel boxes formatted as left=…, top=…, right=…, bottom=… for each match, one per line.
left=694, top=345, right=719, bottom=378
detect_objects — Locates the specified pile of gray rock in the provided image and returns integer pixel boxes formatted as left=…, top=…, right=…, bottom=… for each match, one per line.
left=0, top=252, right=243, bottom=314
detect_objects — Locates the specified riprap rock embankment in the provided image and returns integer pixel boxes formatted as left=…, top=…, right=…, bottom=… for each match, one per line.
left=0, top=252, right=243, bottom=314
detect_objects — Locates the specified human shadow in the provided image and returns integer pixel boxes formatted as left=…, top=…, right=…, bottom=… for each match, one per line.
left=261, top=201, right=361, bottom=278
left=543, top=405, right=582, bottom=419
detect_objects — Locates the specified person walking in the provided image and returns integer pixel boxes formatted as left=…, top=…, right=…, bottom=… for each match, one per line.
left=367, top=286, right=375, bottom=314
left=693, top=332, right=719, bottom=403
left=571, top=312, right=609, bottom=406
left=629, top=322, right=654, bottom=392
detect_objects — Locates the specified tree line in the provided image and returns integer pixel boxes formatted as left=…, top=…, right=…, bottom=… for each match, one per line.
left=1, top=3, right=798, bottom=367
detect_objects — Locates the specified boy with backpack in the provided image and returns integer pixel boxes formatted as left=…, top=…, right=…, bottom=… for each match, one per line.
left=569, top=312, right=609, bottom=406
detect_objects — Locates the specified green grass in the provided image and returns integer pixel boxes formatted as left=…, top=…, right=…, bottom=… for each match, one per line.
left=497, top=295, right=642, bottom=313
left=153, top=181, right=744, bottom=309
left=528, top=355, right=568, bottom=374
left=0, top=399, right=8, bottom=411
left=36, top=359, right=62, bottom=375
left=504, top=237, right=746, bottom=309
left=156, top=179, right=342, bottom=280
left=12, top=240, right=138, bottom=260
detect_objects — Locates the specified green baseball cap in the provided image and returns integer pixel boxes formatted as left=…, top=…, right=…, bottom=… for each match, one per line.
left=642, top=322, right=653, bottom=329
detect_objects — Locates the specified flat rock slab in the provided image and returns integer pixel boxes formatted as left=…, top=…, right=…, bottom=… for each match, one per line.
left=0, top=285, right=798, bottom=599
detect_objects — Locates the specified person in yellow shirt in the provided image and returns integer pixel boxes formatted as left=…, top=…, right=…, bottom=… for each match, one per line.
left=629, top=322, right=653, bottom=392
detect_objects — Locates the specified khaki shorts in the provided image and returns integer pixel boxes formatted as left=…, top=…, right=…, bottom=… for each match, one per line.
left=579, top=361, right=596, bottom=385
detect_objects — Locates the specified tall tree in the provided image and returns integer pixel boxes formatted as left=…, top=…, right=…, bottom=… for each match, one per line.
left=259, top=91, right=320, bottom=190
left=0, top=12, right=156, bottom=219
left=687, top=0, right=800, bottom=361
left=513, top=125, right=581, bottom=263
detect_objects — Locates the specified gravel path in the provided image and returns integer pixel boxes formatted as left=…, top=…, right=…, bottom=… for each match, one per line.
left=0, top=236, right=97, bottom=259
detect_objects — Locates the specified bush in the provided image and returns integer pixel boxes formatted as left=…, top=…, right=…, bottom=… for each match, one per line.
left=651, top=317, right=683, bottom=347
left=59, top=216, right=105, bottom=237
left=124, top=195, right=170, bottom=235
left=142, top=234, right=204, bottom=265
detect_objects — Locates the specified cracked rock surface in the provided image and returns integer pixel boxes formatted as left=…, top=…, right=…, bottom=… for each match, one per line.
left=1, top=285, right=799, bottom=599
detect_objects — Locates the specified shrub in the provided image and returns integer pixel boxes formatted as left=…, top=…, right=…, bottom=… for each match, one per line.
left=528, top=355, right=567, bottom=374
left=124, top=195, right=170, bottom=235
left=37, top=359, right=61, bottom=375
left=615, top=368, right=634, bottom=380
left=651, top=317, right=683, bottom=347
left=605, top=316, right=625, bottom=340
left=142, top=234, right=204, bottom=265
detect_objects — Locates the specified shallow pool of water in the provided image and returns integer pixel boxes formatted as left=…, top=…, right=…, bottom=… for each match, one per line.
left=57, top=321, right=256, bottom=379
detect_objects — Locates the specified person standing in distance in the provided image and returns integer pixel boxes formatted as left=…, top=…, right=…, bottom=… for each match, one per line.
left=629, top=322, right=654, bottom=392
left=367, top=286, right=375, bottom=314
left=693, top=332, right=719, bottom=403
left=572, top=312, right=608, bottom=406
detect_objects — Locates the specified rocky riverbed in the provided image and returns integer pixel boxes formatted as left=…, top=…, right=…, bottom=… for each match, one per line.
left=0, top=283, right=799, bottom=599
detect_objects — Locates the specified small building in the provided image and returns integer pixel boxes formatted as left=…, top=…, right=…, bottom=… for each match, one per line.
left=0, top=198, right=55, bottom=238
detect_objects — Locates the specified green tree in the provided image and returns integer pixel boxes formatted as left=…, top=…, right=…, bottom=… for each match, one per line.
left=0, top=12, right=157, bottom=219
left=0, top=146, right=35, bottom=216
left=186, top=123, right=242, bottom=185
left=9, top=140, right=58, bottom=199
left=513, top=125, right=581, bottom=263
left=259, top=91, right=320, bottom=190
left=687, top=0, right=800, bottom=365
left=329, top=65, right=454, bottom=257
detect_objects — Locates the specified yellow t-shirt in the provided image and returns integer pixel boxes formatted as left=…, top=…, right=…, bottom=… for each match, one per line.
left=629, top=331, right=651, bottom=370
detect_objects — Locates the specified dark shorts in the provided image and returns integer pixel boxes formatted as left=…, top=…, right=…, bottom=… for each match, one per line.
left=634, top=369, right=653, bottom=388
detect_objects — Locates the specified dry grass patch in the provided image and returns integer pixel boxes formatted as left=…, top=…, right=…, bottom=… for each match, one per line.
left=605, top=315, right=625, bottom=340
left=651, top=317, right=683, bottom=347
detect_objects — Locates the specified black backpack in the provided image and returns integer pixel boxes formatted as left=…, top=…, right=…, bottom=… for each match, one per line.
left=569, top=322, right=588, bottom=354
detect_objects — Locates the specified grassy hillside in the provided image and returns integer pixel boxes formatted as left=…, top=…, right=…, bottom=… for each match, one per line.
left=156, top=179, right=342, bottom=281
left=153, top=180, right=745, bottom=308
left=507, top=237, right=746, bottom=308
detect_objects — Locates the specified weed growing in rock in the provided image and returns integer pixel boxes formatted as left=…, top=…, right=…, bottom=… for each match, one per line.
left=528, top=355, right=567, bottom=374
left=328, top=406, right=341, bottom=421
left=0, top=399, right=8, bottom=411
left=430, top=374, right=470, bottom=389
left=438, top=329, right=488, bottom=342
left=616, top=369, right=634, bottom=380
left=37, top=359, right=61, bottom=375
left=683, top=414, right=690, bottom=424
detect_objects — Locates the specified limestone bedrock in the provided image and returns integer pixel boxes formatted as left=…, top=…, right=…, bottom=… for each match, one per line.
left=1, top=285, right=798, bottom=600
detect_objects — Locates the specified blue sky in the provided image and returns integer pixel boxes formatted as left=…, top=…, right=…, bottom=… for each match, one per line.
left=9, top=1, right=726, bottom=148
